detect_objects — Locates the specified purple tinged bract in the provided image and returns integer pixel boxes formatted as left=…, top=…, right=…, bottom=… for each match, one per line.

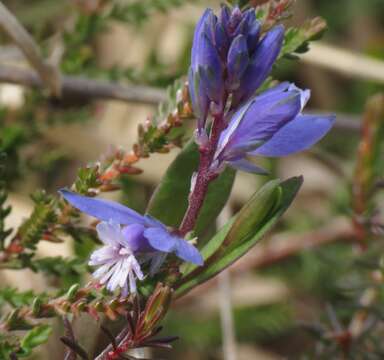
left=59, top=190, right=203, bottom=294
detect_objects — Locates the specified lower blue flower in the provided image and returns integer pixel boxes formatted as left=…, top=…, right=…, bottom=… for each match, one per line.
left=59, top=190, right=203, bottom=294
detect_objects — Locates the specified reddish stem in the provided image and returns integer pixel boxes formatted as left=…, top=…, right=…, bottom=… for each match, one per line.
left=179, top=113, right=224, bottom=236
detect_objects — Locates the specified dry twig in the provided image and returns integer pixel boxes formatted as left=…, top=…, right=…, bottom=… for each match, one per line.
left=0, top=1, right=61, bottom=96
left=0, top=65, right=166, bottom=105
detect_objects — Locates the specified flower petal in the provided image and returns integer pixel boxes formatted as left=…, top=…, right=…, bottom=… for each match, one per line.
left=149, top=253, right=167, bottom=276
left=227, top=34, right=249, bottom=88
left=221, top=85, right=303, bottom=159
left=144, top=214, right=167, bottom=229
left=175, top=239, right=204, bottom=266
left=247, top=18, right=261, bottom=54
left=251, top=114, right=335, bottom=157
left=130, top=256, right=144, bottom=280
left=128, top=271, right=137, bottom=293
left=233, top=25, right=284, bottom=105
left=191, top=9, right=214, bottom=69
left=219, top=5, right=230, bottom=32
left=188, top=67, right=209, bottom=126
left=96, top=221, right=122, bottom=246
left=143, top=227, right=177, bottom=253
left=106, top=260, right=124, bottom=292
left=121, top=223, right=147, bottom=252
left=214, top=22, right=229, bottom=58
left=92, top=263, right=112, bottom=279
left=227, top=158, right=268, bottom=174
left=59, top=190, right=145, bottom=225
left=89, top=246, right=118, bottom=266
left=215, top=99, right=254, bottom=157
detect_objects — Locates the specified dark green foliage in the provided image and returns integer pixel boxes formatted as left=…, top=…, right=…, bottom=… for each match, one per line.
left=0, top=122, right=27, bottom=184
left=1, top=322, right=51, bottom=358
left=34, top=257, right=87, bottom=288
left=0, top=288, right=37, bottom=310
left=18, top=191, right=57, bottom=249
left=62, top=14, right=105, bottom=75
left=17, top=325, right=52, bottom=358
left=110, top=0, right=191, bottom=26
left=74, top=166, right=101, bottom=194
left=280, top=17, right=327, bottom=60
left=136, top=78, right=193, bottom=157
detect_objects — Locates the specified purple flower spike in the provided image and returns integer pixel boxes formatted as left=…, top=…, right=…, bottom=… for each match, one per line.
left=212, top=83, right=335, bottom=174
left=189, top=5, right=284, bottom=133
left=59, top=190, right=204, bottom=294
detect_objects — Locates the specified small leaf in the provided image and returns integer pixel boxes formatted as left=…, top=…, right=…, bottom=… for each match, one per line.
left=146, top=140, right=235, bottom=235
left=175, top=177, right=303, bottom=297
left=280, top=17, right=327, bottom=58
left=21, top=324, right=52, bottom=351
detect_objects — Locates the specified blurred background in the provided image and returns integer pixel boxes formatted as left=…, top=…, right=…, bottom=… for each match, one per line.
left=1, top=0, right=384, bottom=359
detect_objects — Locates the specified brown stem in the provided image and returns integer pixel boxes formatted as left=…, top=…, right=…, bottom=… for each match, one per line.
left=94, top=328, right=130, bottom=360
left=179, top=113, right=224, bottom=236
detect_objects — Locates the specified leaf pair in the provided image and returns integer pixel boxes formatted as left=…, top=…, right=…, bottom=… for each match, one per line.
left=175, top=176, right=302, bottom=297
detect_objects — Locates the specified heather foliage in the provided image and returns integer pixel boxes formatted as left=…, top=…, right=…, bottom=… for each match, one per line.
left=1, top=1, right=383, bottom=359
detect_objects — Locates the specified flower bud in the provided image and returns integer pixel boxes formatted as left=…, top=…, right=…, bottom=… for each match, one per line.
left=189, top=5, right=284, bottom=130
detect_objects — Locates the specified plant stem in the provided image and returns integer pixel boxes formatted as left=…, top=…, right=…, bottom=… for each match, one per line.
left=179, top=113, right=224, bottom=236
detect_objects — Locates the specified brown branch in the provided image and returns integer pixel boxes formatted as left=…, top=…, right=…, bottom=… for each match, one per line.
left=0, top=65, right=166, bottom=105
left=0, top=1, right=61, bottom=96
left=0, top=63, right=367, bottom=127
left=302, top=43, right=384, bottom=85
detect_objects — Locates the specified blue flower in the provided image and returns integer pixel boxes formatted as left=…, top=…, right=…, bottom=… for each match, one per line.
left=211, top=82, right=335, bottom=174
left=188, top=5, right=284, bottom=128
left=59, top=190, right=203, bottom=293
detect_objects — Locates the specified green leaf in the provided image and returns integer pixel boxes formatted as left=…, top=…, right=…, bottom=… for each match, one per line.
left=280, top=17, right=327, bottom=58
left=18, top=191, right=57, bottom=250
left=146, top=140, right=236, bottom=235
left=175, top=176, right=303, bottom=297
left=21, top=325, right=52, bottom=353
left=0, top=288, right=36, bottom=309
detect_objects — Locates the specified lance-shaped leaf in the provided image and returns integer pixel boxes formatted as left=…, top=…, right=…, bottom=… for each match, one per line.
left=175, top=176, right=303, bottom=297
left=146, top=140, right=236, bottom=235
left=20, top=325, right=52, bottom=355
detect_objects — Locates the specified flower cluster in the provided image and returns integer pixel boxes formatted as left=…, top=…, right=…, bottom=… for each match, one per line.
left=60, top=190, right=203, bottom=296
left=189, top=5, right=284, bottom=130
left=189, top=5, right=335, bottom=174
left=59, top=4, right=335, bottom=299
